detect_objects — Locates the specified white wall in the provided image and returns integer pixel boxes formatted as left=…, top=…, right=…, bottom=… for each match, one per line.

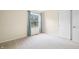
left=0, top=11, right=28, bottom=43
left=58, top=10, right=71, bottom=39
left=43, top=10, right=71, bottom=39
left=43, top=10, right=59, bottom=35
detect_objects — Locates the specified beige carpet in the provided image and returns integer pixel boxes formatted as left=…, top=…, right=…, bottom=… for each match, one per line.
left=0, top=33, right=79, bottom=49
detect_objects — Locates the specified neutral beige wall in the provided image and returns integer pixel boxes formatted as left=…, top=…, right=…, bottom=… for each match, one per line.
left=0, top=10, right=28, bottom=43
left=44, top=10, right=59, bottom=35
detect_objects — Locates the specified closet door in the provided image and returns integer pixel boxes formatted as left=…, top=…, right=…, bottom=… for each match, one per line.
left=59, top=10, right=71, bottom=39
left=72, top=10, right=79, bottom=42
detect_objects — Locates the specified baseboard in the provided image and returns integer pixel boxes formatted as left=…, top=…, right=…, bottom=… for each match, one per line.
left=0, top=35, right=27, bottom=44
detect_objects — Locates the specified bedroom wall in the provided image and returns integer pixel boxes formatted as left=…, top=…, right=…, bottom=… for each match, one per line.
left=0, top=10, right=28, bottom=43
left=43, top=10, right=71, bottom=39
left=43, top=10, right=59, bottom=35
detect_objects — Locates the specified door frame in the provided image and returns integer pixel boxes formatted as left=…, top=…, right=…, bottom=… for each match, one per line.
left=70, top=10, right=72, bottom=40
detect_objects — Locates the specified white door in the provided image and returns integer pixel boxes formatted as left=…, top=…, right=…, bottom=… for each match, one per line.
left=72, top=10, right=79, bottom=42
left=59, top=10, right=71, bottom=39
